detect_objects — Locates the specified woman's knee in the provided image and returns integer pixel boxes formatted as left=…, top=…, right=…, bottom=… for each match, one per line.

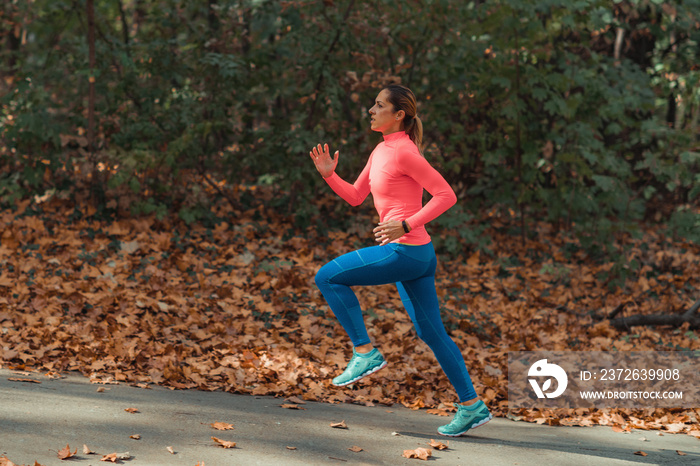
left=314, top=269, right=326, bottom=288
left=414, top=323, right=449, bottom=349
left=315, top=263, right=333, bottom=288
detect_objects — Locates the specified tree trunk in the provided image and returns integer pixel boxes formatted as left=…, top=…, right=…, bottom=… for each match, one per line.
left=5, top=19, right=21, bottom=75
left=514, top=25, right=526, bottom=244
left=117, top=0, right=130, bottom=48
left=134, top=0, right=146, bottom=35
left=87, top=0, right=96, bottom=153
left=208, top=0, right=220, bottom=32
left=614, top=27, right=624, bottom=62
left=86, top=0, right=101, bottom=206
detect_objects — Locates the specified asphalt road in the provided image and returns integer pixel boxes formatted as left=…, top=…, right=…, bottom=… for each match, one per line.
left=0, top=369, right=698, bottom=466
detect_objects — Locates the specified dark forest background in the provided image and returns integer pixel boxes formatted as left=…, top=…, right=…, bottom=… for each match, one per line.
left=1, top=0, right=699, bottom=254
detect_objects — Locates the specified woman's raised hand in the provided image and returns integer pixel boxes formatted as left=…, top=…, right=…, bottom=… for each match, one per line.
left=309, top=143, right=339, bottom=179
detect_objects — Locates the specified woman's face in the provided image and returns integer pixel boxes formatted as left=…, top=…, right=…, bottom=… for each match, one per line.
left=369, top=89, right=402, bottom=134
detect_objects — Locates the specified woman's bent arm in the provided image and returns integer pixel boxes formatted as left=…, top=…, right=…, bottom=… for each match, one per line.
left=399, top=150, right=457, bottom=229
left=311, top=143, right=371, bottom=206
left=323, top=159, right=371, bottom=206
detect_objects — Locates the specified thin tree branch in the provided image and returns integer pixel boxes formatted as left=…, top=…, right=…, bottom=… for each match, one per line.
left=555, top=304, right=596, bottom=319
left=199, top=166, right=239, bottom=211
left=660, top=33, right=690, bottom=58
left=682, top=298, right=700, bottom=319
left=118, top=0, right=130, bottom=50
left=606, top=301, right=627, bottom=320
left=609, top=298, right=700, bottom=330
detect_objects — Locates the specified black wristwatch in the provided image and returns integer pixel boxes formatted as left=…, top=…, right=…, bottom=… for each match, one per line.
left=402, top=220, right=410, bottom=233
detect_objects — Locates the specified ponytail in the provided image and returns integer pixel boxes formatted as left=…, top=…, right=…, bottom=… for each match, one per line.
left=384, top=84, right=424, bottom=154
left=405, top=115, right=423, bottom=154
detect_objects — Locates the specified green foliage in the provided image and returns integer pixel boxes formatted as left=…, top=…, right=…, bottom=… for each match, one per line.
left=668, top=206, right=700, bottom=243
left=433, top=204, right=491, bottom=256
left=1, top=0, right=698, bottom=251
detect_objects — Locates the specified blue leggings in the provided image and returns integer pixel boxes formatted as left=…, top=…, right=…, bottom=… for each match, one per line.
left=314, top=242, right=477, bottom=402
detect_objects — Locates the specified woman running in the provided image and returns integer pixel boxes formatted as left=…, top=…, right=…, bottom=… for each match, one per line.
left=308, top=84, right=491, bottom=436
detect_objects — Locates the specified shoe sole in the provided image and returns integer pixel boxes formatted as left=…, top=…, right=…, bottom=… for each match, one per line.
left=332, top=360, right=388, bottom=387
left=437, top=413, right=492, bottom=437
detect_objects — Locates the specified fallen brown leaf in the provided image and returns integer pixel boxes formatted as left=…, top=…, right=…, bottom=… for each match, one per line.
left=91, top=378, right=119, bottom=385
left=57, top=445, right=77, bottom=460
left=330, top=420, right=348, bottom=429
left=285, top=396, right=306, bottom=404
left=166, top=446, right=175, bottom=454
left=403, top=447, right=432, bottom=460
left=100, top=451, right=131, bottom=463
left=210, top=422, right=234, bottom=431
left=633, top=451, right=648, bottom=457
left=0, top=456, right=17, bottom=466
left=429, top=439, right=449, bottom=450
left=100, top=453, right=118, bottom=463
left=129, top=434, right=141, bottom=440
left=7, top=377, right=40, bottom=384
left=124, top=408, right=139, bottom=414
left=212, top=437, right=236, bottom=449
left=83, top=444, right=94, bottom=454
left=96, top=387, right=106, bottom=393
left=426, top=408, right=450, bottom=416
left=286, top=446, right=297, bottom=450
left=280, top=403, right=305, bottom=410
left=348, top=446, right=363, bottom=452
left=677, top=450, right=687, bottom=456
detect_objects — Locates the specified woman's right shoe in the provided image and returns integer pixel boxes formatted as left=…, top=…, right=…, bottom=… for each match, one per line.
left=332, top=348, right=387, bottom=386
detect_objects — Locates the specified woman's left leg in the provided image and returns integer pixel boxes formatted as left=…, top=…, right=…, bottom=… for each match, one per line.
left=394, top=248, right=491, bottom=436
left=396, top=276, right=477, bottom=402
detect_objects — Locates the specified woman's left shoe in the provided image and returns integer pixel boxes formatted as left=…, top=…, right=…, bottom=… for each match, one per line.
left=437, top=400, right=492, bottom=437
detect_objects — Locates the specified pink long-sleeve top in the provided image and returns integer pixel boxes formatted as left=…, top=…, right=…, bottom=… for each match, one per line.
left=323, top=131, right=457, bottom=245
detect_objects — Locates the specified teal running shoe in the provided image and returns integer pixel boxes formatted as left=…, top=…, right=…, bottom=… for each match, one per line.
left=332, top=348, right=387, bottom=386
left=437, top=400, right=492, bottom=436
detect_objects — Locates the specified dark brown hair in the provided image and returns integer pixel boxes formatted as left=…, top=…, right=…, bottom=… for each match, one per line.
left=384, top=84, right=423, bottom=152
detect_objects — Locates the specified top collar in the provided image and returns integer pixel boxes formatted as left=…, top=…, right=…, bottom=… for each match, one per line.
left=382, top=131, right=408, bottom=143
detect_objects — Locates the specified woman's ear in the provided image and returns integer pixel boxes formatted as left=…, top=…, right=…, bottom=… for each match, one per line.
left=395, top=109, right=405, bottom=121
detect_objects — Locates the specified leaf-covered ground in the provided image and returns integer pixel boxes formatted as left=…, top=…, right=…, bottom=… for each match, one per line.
left=0, top=196, right=698, bottom=438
